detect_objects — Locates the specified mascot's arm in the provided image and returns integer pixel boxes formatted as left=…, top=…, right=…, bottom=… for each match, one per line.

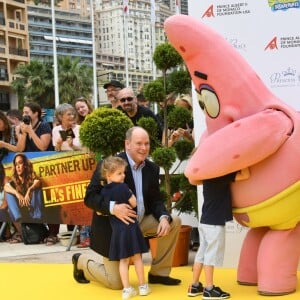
left=185, top=109, right=293, bottom=180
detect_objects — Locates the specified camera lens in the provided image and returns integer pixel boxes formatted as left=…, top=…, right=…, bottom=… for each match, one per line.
left=22, top=115, right=31, bottom=125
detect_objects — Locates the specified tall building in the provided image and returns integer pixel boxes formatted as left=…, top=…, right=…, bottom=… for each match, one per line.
left=180, top=0, right=188, bottom=15
left=164, top=0, right=188, bottom=15
left=0, top=0, right=30, bottom=110
left=1, top=0, right=179, bottom=109
left=95, top=0, right=174, bottom=99
left=27, top=3, right=93, bottom=65
left=55, top=0, right=91, bottom=16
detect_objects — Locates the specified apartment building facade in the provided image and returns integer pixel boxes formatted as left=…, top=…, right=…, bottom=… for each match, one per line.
left=0, top=0, right=188, bottom=109
left=28, top=4, right=93, bottom=65
left=95, top=0, right=178, bottom=96
left=0, top=0, right=30, bottom=110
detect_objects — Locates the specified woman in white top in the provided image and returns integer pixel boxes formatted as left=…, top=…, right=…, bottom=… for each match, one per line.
left=52, top=103, right=84, bottom=152
left=51, top=103, right=86, bottom=243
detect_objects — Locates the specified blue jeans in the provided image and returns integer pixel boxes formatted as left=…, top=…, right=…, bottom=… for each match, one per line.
left=80, top=225, right=91, bottom=240
left=6, top=189, right=43, bottom=222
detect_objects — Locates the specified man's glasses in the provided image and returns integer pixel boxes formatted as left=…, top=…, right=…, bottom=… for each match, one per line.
left=120, top=97, right=134, bottom=103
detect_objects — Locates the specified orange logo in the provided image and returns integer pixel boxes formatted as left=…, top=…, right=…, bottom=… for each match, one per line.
left=264, top=37, right=278, bottom=50
left=202, top=5, right=215, bottom=18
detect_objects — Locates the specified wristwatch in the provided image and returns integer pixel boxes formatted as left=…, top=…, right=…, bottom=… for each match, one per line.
left=159, top=215, right=171, bottom=223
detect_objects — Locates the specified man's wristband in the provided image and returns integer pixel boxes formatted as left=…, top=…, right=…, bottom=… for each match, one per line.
left=109, top=201, right=116, bottom=214
left=159, top=215, right=170, bottom=223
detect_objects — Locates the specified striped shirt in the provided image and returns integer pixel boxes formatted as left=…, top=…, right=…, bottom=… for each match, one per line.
left=126, top=153, right=145, bottom=222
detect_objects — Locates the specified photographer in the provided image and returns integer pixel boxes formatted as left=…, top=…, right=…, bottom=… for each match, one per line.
left=52, top=103, right=85, bottom=151
left=15, top=102, right=57, bottom=245
left=17, top=102, right=54, bottom=152
left=50, top=103, right=86, bottom=245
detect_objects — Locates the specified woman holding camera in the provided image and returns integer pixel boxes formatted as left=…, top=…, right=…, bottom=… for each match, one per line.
left=52, top=103, right=85, bottom=152
left=17, top=102, right=54, bottom=152
left=51, top=103, right=86, bottom=245
left=18, top=102, right=57, bottom=245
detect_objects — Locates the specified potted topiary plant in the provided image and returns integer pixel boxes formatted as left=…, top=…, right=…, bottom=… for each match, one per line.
left=143, top=43, right=194, bottom=211
left=142, top=43, right=197, bottom=266
left=79, top=107, right=133, bottom=159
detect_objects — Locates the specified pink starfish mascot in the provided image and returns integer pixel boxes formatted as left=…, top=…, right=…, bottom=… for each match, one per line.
left=164, top=14, right=300, bottom=295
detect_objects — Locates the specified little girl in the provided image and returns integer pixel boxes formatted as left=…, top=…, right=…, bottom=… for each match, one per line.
left=100, top=156, right=150, bottom=300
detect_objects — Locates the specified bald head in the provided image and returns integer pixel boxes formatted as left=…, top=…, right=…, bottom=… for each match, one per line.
left=118, top=87, right=135, bottom=99
left=126, top=126, right=148, bottom=140
left=125, top=126, right=150, bottom=165
left=118, top=87, right=137, bottom=116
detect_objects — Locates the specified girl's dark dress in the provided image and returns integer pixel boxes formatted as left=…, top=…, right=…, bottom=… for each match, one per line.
left=101, top=182, right=148, bottom=260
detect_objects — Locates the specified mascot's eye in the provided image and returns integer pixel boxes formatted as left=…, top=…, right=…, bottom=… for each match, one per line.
left=197, top=89, right=220, bottom=118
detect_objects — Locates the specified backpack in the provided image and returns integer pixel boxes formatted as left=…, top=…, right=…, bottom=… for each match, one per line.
left=21, top=223, right=49, bottom=245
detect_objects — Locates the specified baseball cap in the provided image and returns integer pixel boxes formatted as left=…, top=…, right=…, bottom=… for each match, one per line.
left=103, top=80, right=124, bottom=89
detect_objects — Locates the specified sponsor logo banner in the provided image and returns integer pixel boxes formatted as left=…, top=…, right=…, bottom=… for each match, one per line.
left=0, top=151, right=96, bottom=225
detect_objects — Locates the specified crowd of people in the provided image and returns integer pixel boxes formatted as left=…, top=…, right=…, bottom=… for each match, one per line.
left=0, top=81, right=177, bottom=247
left=0, top=82, right=233, bottom=300
left=0, top=99, right=92, bottom=246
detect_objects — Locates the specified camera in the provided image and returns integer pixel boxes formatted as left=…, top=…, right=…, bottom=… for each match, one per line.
left=59, top=128, right=75, bottom=141
left=22, top=115, right=31, bottom=125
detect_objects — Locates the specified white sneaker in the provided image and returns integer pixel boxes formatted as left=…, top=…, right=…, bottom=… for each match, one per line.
left=139, top=283, right=151, bottom=296
left=122, top=287, right=137, bottom=300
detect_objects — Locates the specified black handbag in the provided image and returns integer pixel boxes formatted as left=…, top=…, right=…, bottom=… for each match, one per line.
left=21, top=223, right=49, bottom=245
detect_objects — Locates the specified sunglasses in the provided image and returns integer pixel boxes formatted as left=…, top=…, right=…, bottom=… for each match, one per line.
left=120, top=97, right=134, bottom=103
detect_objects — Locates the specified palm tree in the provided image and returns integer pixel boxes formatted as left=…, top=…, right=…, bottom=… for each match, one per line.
left=58, top=56, right=93, bottom=103
left=11, top=60, right=54, bottom=108
left=11, top=57, right=93, bottom=108
left=32, top=0, right=62, bottom=5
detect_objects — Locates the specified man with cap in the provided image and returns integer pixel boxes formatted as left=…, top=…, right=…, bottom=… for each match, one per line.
left=103, top=80, right=124, bottom=108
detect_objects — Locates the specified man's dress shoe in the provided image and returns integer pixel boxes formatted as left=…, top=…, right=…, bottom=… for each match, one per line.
left=148, top=273, right=181, bottom=285
left=72, top=253, right=90, bottom=284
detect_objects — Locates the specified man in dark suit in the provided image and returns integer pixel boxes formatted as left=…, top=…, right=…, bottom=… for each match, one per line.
left=72, top=126, right=181, bottom=289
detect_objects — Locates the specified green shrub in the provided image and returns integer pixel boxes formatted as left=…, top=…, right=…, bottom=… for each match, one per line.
left=167, top=105, right=192, bottom=129
left=136, top=116, right=160, bottom=153
left=173, top=139, right=194, bottom=161
left=151, top=147, right=176, bottom=170
left=79, top=107, right=133, bottom=157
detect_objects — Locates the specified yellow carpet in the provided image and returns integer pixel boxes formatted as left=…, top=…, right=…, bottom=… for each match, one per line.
left=1, top=263, right=300, bottom=300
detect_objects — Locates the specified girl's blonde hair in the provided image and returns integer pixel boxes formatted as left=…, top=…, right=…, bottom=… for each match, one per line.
left=175, top=94, right=193, bottom=110
left=100, top=156, right=127, bottom=179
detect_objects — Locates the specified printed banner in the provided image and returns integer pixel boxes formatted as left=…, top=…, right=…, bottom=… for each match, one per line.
left=0, top=151, right=96, bottom=225
left=189, top=0, right=300, bottom=108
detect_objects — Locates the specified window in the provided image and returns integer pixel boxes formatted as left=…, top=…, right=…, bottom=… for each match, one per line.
left=0, top=92, right=10, bottom=111
left=15, top=10, right=21, bottom=22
